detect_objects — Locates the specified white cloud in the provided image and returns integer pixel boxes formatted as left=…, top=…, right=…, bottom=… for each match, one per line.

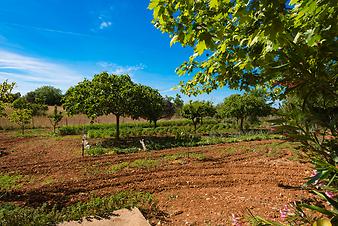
left=99, top=21, right=112, bottom=29
left=97, top=61, right=145, bottom=75
left=0, top=49, right=84, bottom=94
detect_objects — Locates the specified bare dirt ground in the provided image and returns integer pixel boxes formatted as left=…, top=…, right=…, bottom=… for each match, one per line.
left=0, top=132, right=312, bottom=225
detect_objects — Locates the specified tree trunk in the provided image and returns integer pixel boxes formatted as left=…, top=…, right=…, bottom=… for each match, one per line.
left=53, top=124, right=56, bottom=134
left=154, top=120, right=157, bottom=128
left=116, top=115, right=120, bottom=140
left=240, top=118, right=244, bottom=133
left=193, top=119, right=197, bottom=132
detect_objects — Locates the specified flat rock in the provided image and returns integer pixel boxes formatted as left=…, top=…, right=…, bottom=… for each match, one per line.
left=58, top=208, right=150, bottom=226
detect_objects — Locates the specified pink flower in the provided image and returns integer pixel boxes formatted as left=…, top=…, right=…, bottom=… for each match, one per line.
left=325, top=191, right=336, bottom=199
left=231, top=213, right=242, bottom=226
left=311, top=170, right=317, bottom=177
left=280, top=205, right=289, bottom=221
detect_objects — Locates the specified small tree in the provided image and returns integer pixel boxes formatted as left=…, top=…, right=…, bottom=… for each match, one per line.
left=49, top=105, right=63, bottom=134
left=130, top=85, right=175, bottom=128
left=12, top=97, right=48, bottom=128
left=0, top=80, right=15, bottom=117
left=9, top=109, right=32, bottom=135
left=181, top=101, right=216, bottom=132
left=218, top=94, right=272, bottom=132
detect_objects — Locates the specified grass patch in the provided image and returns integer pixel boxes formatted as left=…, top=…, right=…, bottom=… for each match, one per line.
left=0, top=191, right=155, bottom=226
left=129, top=159, right=159, bottom=169
left=86, top=146, right=110, bottom=156
left=110, top=162, right=129, bottom=173
left=0, top=174, right=22, bottom=191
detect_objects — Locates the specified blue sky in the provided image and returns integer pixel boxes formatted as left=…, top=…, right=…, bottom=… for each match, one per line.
left=0, top=0, right=240, bottom=103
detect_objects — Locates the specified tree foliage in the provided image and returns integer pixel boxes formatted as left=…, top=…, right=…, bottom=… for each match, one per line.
left=130, top=85, right=175, bottom=127
left=181, top=100, right=216, bottom=131
left=0, top=80, right=15, bottom=117
left=26, top=86, right=63, bottom=106
left=149, top=0, right=337, bottom=222
left=64, top=72, right=177, bottom=137
left=63, top=79, right=98, bottom=122
left=149, top=0, right=337, bottom=99
left=279, top=94, right=337, bottom=164
left=218, top=93, right=272, bottom=131
left=9, top=109, right=32, bottom=135
left=48, top=105, right=63, bottom=134
left=12, top=97, right=48, bottom=128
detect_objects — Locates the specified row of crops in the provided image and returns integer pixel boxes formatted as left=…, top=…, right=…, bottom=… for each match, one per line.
left=58, top=118, right=241, bottom=138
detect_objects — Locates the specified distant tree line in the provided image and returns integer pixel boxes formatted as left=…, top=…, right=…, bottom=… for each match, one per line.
left=1, top=78, right=273, bottom=136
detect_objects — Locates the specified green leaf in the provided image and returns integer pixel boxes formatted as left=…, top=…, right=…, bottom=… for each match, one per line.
left=148, top=0, right=159, bottom=10
left=300, top=203, right=335, bottom=217
left=196, top=40, right=207, bottom=55
left=170, top=35, right=179, bottom=47
left=209, top=0, right=219, bottom=9
left=290, top=0, right=299, bottom=5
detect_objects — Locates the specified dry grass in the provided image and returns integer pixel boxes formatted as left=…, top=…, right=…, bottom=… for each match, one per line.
left=0, top=106, right=145, bottom=130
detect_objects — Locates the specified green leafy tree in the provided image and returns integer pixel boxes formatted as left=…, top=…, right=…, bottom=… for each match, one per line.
left=12, top=97, right=48, bottom=128
left=49, top=105, right=63, bottom=134
left=91, top=72, right=136, bottom=140
left=218, top=93, right=272, bottom=132
left=149, top=0, right=337, bottom=223
left=63, top=79, right=99, bottom=123
left=0, top=80, right=15, bottom=117
left=26, top=86, right=63, bottom=105
left=9, top=109, right=32, bottom=135
left=64, top=72, right=138, bottom=140
left=181, top=101, right=216, bottom=132
left=149, top=0, right=337, bottom=100
left=166, top=94, right=184, bottom=116
left=131, top=85, right=175, bottom=128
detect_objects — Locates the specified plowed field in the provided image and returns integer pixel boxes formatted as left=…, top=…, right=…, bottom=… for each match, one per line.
left=0, top=132, right=312, bottom=225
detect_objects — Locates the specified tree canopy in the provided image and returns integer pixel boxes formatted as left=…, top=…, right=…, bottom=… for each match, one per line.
left=149, top=0, right=337, bottom=102
left=64, top=72, right=175, bottom=139
left=218, top=93, right=272, bottom=131
left=0, top=80, right=15, bottom=117
left=130, top=84, right=175, bottom=127
left=63, top=79, right=99, bottom=122
left=26, top=86, right=63, bottom=106
left=181, top=100, right=216, bottom=131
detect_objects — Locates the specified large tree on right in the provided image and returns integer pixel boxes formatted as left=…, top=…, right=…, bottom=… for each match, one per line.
left=150, top=0, right=337, bottom=224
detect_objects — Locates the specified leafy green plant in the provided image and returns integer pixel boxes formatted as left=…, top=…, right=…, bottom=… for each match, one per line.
left=0, top=174, right=22, bottom=191
left=129, top=159, right=159, bottom=169
left=181, top=101, right=216, bottom=132
left=48, top=105, right=63, bottom=134
left=0, top=191, right=155, bottom=226
left=110, top=162, right=129, bottom=173
left=9, top=109, right=32, bottom=135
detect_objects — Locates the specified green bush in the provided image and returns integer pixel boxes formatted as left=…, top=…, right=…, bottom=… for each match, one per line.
left=0, top=191, right=154, bottom=226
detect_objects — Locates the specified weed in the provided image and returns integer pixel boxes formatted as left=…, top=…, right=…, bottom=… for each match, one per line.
left=110, top=162, right=129, bottom=173
left=0, top=174, right=22, bottom=191
left=86, top=147, right=110, bottom=156
left=0, top=191, right=155, bottom=225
